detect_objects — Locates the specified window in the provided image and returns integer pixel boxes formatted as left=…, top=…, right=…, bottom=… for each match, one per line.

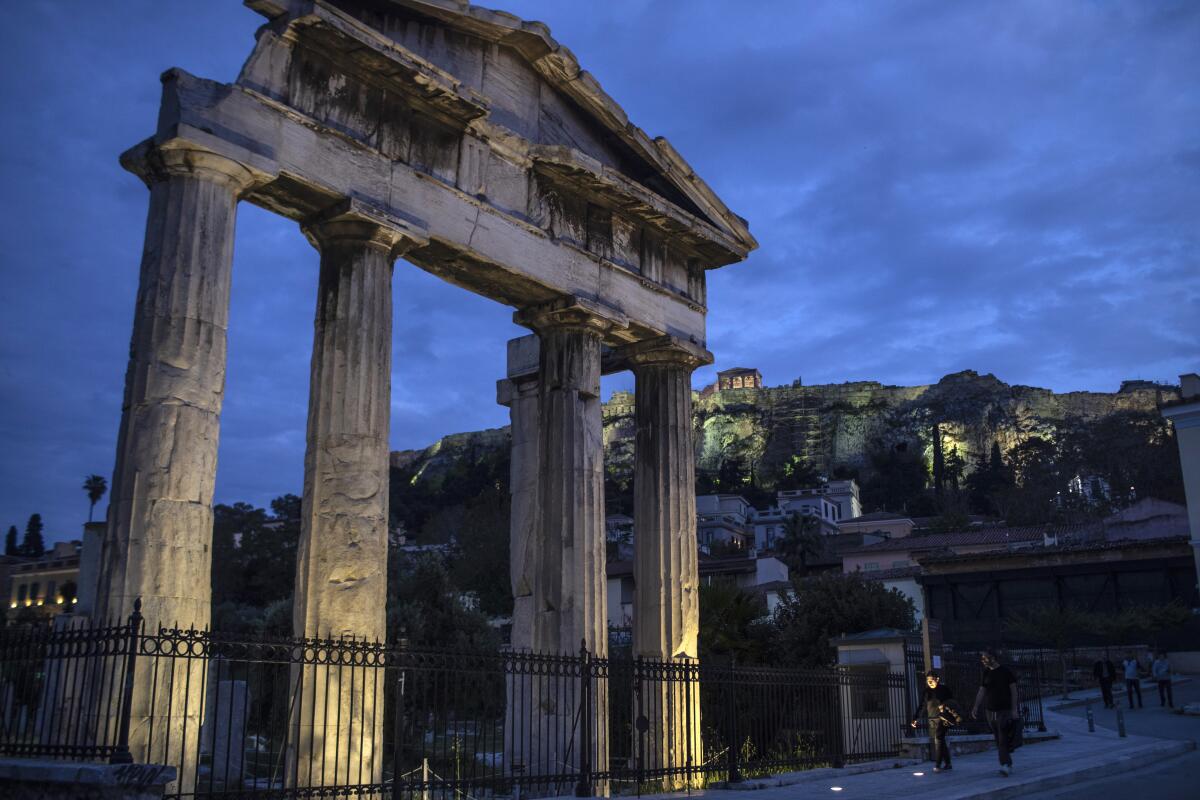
left=17, top=585, right=27, bottom=603
left=892, top=561, right=908, bottom=569
left=863, top=562, right=880, bottom=572
left=30, top=582, right=39, bottom=602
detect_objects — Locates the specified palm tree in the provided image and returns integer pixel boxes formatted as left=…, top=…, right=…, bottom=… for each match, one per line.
left=83, top=474, right=107, bottom=522
left=778, top=512, right=824, bottom=576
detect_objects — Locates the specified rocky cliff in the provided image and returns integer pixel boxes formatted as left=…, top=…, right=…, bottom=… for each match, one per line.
left=393, top=371, right=1178, bottom=493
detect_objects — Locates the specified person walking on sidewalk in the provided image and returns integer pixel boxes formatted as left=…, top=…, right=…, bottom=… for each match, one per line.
left=911, top=671, right=956, bottom=772
left=971, top=648, right=1018, bottom=777
left=1092, top=655, right=1117, bottom=709
left=1122, top=651, right=1143, bottom=709
left=1152, top=651, right=1174, bottom=708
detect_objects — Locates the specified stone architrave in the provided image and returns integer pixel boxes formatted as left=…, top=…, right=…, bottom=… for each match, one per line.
left=287, top=200, right=426, bottom=790
left=627, top=336, right=711, bottom=782
left=97, top=142, right=257, bottom=788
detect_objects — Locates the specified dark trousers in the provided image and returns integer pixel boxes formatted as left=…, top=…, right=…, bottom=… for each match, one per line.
left=1125, top=679, right=1143, bottom=708
left=929, top=721, right=952, bottom=768
left=986, top=710, right=1013, bottom=767
left=1157, top=679, right=1174, bottom=707
left=1098, top=678, right=1114, bottom=708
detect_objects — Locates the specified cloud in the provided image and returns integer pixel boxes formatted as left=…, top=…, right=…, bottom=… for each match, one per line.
left=1, top=0, right=1197, bottom=538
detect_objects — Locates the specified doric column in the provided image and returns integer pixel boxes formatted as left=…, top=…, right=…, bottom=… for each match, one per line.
left=99, top=143, right=256, bottom=630
left=628, top=336, right=711, bottom=782
left=288, top=199, right=425, bottom=789
left=96, top=142, right=255, bottom=788
left=496, top=336, right=542, bottom=652
left=497, top=337, right=540, bottom=782
left=512, top=299, right=624, bottom=791
left=514, top=299, right=625, bottom=657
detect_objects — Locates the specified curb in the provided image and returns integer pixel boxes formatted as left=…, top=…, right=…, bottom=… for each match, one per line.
left=940, top=738, right=1195, bottom=800
left=1047, top=676, right=1193, bottom=711
left=707, top=757, right=921, bottom=790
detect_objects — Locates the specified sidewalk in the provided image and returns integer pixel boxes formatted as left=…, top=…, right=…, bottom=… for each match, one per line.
left=1045, top=676, right=1191, bottom=711
left=627, top=706, right=1192, bottom=800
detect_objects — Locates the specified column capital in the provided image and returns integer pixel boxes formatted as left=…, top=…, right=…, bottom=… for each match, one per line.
left=622, top=335, right=713, bottom=370
left=513, top=297, right=628, bottom=338
left=120, top=139, right=258, bottom=194
left=302, top=198, right=430, bottom=259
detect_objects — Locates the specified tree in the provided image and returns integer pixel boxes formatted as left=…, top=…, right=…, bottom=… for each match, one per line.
left=22, top=514, right=45, bottom=558
left=776, top=455, right=820, bottom=491
left=860, top=441, right=930, bottom=514
left=1005, top=605, right=1098, bottom=697
left=4, top=525, right=17, bottom=557
left=771, top=572, right=915, bottom=668
left=82, top=475, right=107, bottom=522
left=932, top=424, right=946, bottom=499
left=1094, top=603, right=1194, bottom=649
left=964, top=441, right=1011, bottom=515
left=776, top=512, right=823, bottom=576
left=698, top=582, right=772, bottom=663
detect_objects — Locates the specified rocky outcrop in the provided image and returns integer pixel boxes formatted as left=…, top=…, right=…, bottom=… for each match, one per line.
left=394, top=371, right=1178, bottom=491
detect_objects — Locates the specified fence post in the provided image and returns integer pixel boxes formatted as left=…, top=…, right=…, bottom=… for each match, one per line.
left=110, top=597, right=143, bottom=765
left=726, top=657, right=741, bottom=784
left=575, top=640, right=593, bottom=798
left=1034, top=655, right=1047, bottom=732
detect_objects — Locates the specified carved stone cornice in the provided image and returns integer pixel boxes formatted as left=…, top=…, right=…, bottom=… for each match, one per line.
left=302, top=198, right=430, bottom=258
left=621, top=335, right=713, bottom=371
left=120, top=140, right=258, bottom=194
left=513, top=297, right=629, bottom=339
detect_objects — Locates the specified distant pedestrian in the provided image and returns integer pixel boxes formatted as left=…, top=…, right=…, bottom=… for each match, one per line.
left=911, top=671, right=955, bottom=772
left=972, top=648, right=1018, bottom=777
left=1092, top=655, right=1117, bottom=709
left=1122, top=651, right=1143, bottom=709
left=1152, top=651, right=1174, bottom=708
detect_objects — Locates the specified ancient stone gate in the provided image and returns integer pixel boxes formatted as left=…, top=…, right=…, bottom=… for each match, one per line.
left=96, top=0, right=755, bottom=789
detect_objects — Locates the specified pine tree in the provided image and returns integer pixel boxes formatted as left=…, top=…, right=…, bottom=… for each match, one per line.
left=4, top=525, right=17, bottom=556
left=931, top=424, right=946, bottom=499
left=22, top=514, right=45, bottom=558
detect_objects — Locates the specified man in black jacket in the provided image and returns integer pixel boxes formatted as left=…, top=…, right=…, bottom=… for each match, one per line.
left=911, top=671, right=956, bottom=772
left=972, top=649, right=1019, bottom=777
left=1093, top=655, right=1117, bottom=709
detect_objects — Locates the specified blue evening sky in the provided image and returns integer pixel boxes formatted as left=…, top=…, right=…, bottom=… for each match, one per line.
left=1, top=1, right=1197, bottom=540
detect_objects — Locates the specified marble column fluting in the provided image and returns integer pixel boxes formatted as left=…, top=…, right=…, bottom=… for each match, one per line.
left=628, top=336, right=710, bottom=781
left=99, top=145, right=256, bottom=631
left=513, top=300, right=624, bottom=788
left=288, top=202, right=424, bottom=788
left=497, top=372, right=541, bottom=652
left=515, top=300, right=624, bottom=658
left=98, top=143, right=256, bottom=788
left=629, top=339, right=708, bottom=661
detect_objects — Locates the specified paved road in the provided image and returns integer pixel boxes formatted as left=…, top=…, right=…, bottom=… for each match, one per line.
left=1022, top=678, right=1200, bottom=799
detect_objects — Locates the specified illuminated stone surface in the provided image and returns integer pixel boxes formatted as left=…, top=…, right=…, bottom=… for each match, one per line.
left=101, top=1, right=755, bottom=790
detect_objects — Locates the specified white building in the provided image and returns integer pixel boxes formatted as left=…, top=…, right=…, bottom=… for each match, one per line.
left=777, top=479, right=862, bottom=523
left=606, top=554, right=790, bottom=630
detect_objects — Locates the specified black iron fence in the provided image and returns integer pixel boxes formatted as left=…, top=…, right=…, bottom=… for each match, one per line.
left=903, top=644, right=1046, bottom=735
left=2, top=609, right=912, bottom=798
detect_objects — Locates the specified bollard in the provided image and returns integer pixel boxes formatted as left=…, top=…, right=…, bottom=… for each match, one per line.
left=1116, top=708, right=1126, bottom=738
left=1086, top=702, right=1095, bottom=733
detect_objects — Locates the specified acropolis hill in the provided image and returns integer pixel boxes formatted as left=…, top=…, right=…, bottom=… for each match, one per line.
left=392, top=370, right=1179, bottom=491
